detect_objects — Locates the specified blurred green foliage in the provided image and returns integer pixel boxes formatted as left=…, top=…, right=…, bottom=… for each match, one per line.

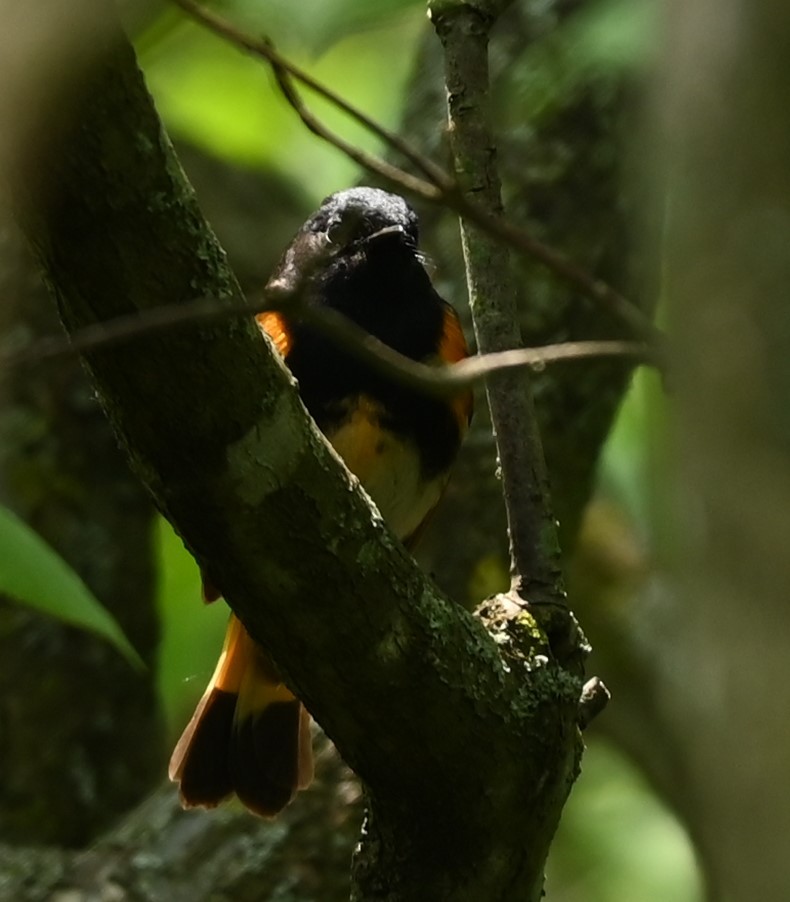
left=548, top=737, right=702, bottom=902
left=0, top=504, right=143, bottom=668
left=497, top=0, right=658, bottom=131
left=137, top=0, right=701, bottom=898
left=599, top=365, right=668, bottom=539
left=139, top=2, right=425, bottom=201
left=567, top=0, right=659, bottom=72
left=155, top=516, right=228, bottom=738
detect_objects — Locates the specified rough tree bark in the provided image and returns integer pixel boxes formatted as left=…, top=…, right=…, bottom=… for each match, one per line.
left=0, top=737, right=361, bottom=902
left=10, top=15, right=590, bottom=902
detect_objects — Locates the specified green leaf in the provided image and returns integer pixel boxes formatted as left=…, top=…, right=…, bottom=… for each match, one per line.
left=0, top=504, right=144, bottom=669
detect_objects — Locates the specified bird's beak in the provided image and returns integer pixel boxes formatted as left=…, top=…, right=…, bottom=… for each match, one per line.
left=367, top=224, right=405, bottom=242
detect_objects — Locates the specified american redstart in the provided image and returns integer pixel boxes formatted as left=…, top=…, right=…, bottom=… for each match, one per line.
left=169, top=187, right=472, bottom=817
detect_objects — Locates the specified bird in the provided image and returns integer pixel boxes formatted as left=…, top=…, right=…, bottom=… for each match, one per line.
left=168, top=186, right=472, bottom=818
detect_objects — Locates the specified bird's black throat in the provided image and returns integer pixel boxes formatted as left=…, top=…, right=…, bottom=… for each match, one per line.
left=281, top=233, right=461, bottom=479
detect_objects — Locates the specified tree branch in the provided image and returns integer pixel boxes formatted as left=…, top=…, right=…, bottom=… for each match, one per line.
left=430, top=0, right=565, bottom=608
left=0, top=290, right=655, bottom=396
left=425, top=3, right=594, bottom=891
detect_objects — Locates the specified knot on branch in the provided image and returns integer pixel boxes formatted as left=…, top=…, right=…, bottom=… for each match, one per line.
left=476, top=592, right=587, bottom=730
left=477, top=591, right=551, bottom=671
left=533, top=600, right=590, bottom=673
left=494, top=586, right=590, bottom=674
left=476, top=590, right=591, bottom=678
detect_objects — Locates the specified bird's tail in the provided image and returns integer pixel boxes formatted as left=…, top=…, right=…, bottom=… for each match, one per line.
left=168, top=614, right=313, bottom=817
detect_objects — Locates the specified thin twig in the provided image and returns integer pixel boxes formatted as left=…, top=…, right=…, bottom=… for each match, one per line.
left=296, top=308, right=652, bottom=396
left=269, top=65, right=443, bottom=203
left=168, top=0, right=663, bottom=349
left=451, top=205, right=664, bottom=346
left=1, top=296, right=255, bottom=363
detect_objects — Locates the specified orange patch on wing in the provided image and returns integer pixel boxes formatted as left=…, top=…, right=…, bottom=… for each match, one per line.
left=257, top=311, right=292, bottom=357
left=439, top=305, right=473, bottom=432
left=438, top=304, right=469, bottom=365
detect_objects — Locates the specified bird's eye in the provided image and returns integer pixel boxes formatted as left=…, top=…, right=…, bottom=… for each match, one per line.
left=326, top=219, right=347, bottom=245
left=326, top=209, right=369, bottom=248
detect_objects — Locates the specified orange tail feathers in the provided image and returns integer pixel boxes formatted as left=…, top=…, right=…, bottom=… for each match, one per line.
left=169, top=615, right=313, bottom=818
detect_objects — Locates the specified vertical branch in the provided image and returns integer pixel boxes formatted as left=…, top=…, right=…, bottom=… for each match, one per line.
left=429, top=0, right=564, bottom=608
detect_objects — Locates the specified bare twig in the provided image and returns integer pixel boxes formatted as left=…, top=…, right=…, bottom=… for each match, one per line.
left=278, top=309, right=653, bottom=396
left=168, top=0, right=663, bottom=349
left=1, top=295, right=254, bottom=364
left=268, top=65, right=443, bottom=202
left=453, top=206, right=664, bottom=347
left=1, top=289, right=653, bottom=396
